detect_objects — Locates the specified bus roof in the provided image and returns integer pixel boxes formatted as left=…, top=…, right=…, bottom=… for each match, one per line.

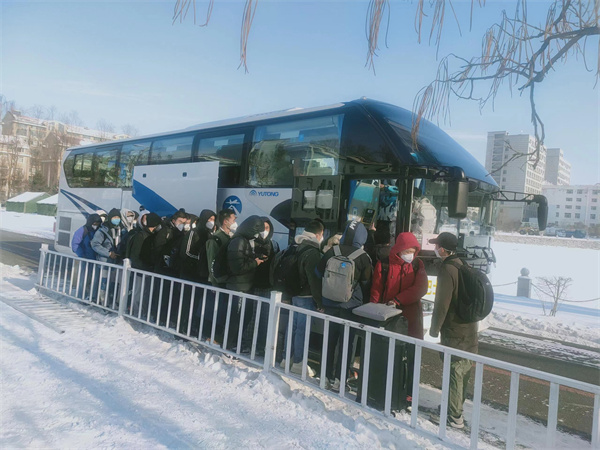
left=64, top=98, right=497, bottom=187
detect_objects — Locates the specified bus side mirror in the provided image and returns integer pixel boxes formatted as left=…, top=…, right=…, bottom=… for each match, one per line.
left=535, top=195, right=548, bottom=231
left=448, top=179, right=468, bottom=219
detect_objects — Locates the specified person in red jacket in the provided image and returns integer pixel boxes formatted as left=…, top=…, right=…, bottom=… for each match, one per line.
left=370, top=232, right=428, bottom=339
left=370, top=231, right=428, bottom=409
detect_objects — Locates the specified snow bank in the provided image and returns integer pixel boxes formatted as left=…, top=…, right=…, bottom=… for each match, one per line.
left=6, top=191, right=47, bottom=203
left=0, top=209, right=55, bottom=240
left=1, top=264, right=593, bottom=449
left=37, top=194, right=59, bottom=205
left=491, top=294, right=599, bottom=348
left=0, top=265, right=441, bottom=450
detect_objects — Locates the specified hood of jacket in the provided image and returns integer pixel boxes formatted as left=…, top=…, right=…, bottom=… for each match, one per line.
left=198, top=209, right=216, bottom=228
left=256, top=216, right=275, bottom=243
left=340, top=220, right=368, bottom=248
left=295, top=231, right=320, bottom=247
left=107, top=208, right=122, bottom=229
left=234, top=215, right=265, bottom=240
left=85, top=213, right=101, bottom=230
left=389, top=232, right=421, bottom=265
left=120, top=209, right=136, bottom=231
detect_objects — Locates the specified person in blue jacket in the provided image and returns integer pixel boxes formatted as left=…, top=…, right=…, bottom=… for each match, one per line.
left=71, top=213, right=101, bottom=299
left=71, top=213, right=102, bottom=259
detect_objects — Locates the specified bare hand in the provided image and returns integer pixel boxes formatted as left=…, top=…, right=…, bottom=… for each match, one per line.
left=317, top=308, right=325, bottom=313
left=387, top=301, right=396, bottom=307
left=255, top=258, right=264, bottom=265
left=109, top=251, right=118, bottom=259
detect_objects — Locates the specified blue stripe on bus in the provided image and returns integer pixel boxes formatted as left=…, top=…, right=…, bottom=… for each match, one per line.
left=60, top=189, right=103, bottom=213
left=60, top=190, right=92, bottom=218
left=132, top=180, right=177, bottom=217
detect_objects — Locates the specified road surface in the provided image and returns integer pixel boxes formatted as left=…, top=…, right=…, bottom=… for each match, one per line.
left=0, top=230, right=54, bottom=270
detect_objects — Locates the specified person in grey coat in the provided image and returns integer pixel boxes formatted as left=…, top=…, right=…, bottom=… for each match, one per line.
left=91, top=208, right=122, bottom=263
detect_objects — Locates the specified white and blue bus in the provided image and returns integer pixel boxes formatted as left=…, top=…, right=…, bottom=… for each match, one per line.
left=55, top=98, right=547, bottom=295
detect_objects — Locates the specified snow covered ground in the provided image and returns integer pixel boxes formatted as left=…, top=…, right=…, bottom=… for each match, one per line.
left=1, top=264, right=593, bottom=449
left=0, top=264, right=455, bottom=449
left=0, top=209, right=55, bottom=240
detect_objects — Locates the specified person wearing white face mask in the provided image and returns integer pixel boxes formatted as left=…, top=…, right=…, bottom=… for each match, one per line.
left=428, top=232, right=476, bottom=430
left=241, top=217, right=281, bottom=355
left=369, top=231, right=428, bottom=408
left=179, top=209, right=215, bottom=283
left=206, top=209, right=237, bottom=287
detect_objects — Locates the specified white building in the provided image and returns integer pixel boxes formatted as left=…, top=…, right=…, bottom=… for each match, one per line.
left=485, top=131, right=547, bottom=230
left=545, top=148, right=571, bottom=185
left=543, top=184, right=600, bottom=228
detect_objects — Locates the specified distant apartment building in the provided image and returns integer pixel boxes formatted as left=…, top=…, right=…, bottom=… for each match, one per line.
left=1, top=110, right=127, bottom=191
left=543, top=184, right=600, bottom=228
left=0, top=135, right=32, bottom=200
left=545, top=148, right=571, bottom=185
left=485, top=131, right=547, bottom=230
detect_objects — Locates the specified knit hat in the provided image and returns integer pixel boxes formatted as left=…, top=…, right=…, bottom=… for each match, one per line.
left=145, top=212, right=161, bottom=228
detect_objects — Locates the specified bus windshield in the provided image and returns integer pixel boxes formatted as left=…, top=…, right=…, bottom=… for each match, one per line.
left=411, top=178, right=495, bottom=242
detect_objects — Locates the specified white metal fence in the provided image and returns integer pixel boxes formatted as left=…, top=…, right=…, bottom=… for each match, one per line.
left=35, top=245, right=600, bottom=449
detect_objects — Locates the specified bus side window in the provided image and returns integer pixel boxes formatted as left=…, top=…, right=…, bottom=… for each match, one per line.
left=248, top=115, right=343, bottom=187
left=71, top=152, right=95, bottom=187
left=63, top=153, right=76, bottom=186
left=150, top=135, right=193, bottom=165
left=93, top=147, right=120, bottom=187
left=119, top=141, right=151, bottom=188
left=196, top=134, right=244, bottom=188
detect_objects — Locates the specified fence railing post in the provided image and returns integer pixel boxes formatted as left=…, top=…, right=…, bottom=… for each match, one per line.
left=118, top=259, right=131, bottom=317
left=37, top=243, right=48, bottom=286
left=263, top=290, right=282, bottom=371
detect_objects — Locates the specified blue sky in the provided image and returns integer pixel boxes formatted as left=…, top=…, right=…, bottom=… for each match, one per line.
left=2, top=0, right=598, bottom=184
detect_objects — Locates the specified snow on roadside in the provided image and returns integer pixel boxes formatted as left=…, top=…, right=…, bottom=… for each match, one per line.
left=0, top=264, right=445, bottom=450
left=491, top=294, right=600, bottom=349
left=1, top=264, right=594, bottom=449
left=0, top=209, right=55, bottom=240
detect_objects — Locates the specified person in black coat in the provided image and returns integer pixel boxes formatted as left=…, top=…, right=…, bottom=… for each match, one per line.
left=226, top=215, right=265, bottom=292
left=151, top=208, right=188, bottom=275
left=179, top=209, right=216, bottom=282
left=252, top=217, right=280, bottom=294
left=127, top=212, right=161, bottom=271
left=225, top=215, right=265, bottom=350
left=241, top=216, right=280, bottom=354
left=126, top=212, right=162, bottom=317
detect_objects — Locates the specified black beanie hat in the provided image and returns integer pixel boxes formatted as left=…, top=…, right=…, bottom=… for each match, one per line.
left=145, top=212, right=161, bottom=228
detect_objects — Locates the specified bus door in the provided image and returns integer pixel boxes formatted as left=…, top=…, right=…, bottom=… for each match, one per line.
left=126, top=161, right=220, bottom=217
left=340, top=178, right=403, bottom=240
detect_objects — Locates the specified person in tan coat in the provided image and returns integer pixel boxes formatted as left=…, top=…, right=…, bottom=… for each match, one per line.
left=429, top=232, right=478, bottom=430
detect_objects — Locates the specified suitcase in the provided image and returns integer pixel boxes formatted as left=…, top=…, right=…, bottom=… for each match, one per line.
left=355, top=315, right=409, bottom=412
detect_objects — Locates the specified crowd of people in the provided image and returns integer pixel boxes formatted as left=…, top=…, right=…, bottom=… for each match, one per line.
left=71, top=205, right=476, bottom=429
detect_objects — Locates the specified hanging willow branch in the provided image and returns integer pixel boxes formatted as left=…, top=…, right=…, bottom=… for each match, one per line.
left=239, top=0, right=258, bottom=74
left=412, top=0, right=599, bottom=168
left=173, top=0, right=213, bottom=26
left=365, top=0, right=391, bottom=74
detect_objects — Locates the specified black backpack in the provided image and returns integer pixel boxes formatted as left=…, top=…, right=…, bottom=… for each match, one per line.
left=450, top=260, right=494, bottom=323
left=269, top=244, right=309, bottom=298
left=211, top=237, right=230, bottom=283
